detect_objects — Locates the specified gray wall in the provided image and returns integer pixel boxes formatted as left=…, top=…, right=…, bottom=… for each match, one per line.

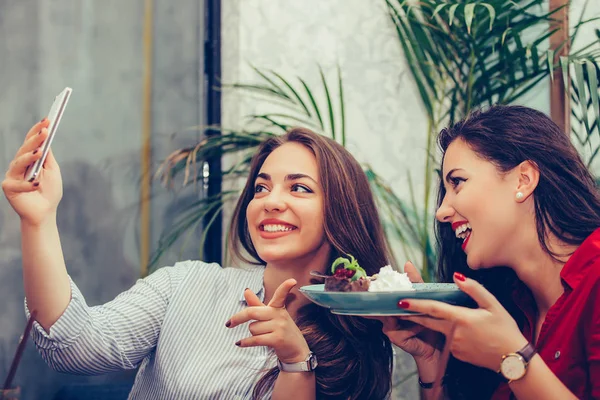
left=0, top=1, right=205, bottom=399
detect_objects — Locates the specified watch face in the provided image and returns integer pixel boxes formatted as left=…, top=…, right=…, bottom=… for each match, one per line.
left=500, top=355, right=526, bottom=380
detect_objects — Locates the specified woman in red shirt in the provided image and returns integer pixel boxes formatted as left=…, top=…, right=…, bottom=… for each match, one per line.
left=385, top=105, right=600, bottom=399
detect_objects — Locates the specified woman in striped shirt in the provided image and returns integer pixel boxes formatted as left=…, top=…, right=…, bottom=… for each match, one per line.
left=3, top=124, right=394, bottom=399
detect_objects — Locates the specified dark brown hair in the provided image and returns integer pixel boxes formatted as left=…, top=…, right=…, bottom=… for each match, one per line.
left=229, top=127, right=394, bottom=399
left=435, top=105, right=600, bottom=399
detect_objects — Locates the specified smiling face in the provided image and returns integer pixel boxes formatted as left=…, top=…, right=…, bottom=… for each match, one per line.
left=436, top=138, right=522, bottom=269
left=245, top=142, right=330, bottom=265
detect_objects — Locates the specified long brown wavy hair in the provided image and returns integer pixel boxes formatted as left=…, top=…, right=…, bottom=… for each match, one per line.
left=435, top=105, right=600, bottom=399
left=229, top=127, right=394, bottom=399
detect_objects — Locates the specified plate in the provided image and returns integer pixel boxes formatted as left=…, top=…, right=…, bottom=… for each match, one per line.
left=299, top=283, right=471, bottom=316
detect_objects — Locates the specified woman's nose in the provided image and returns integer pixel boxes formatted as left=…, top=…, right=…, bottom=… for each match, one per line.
left=435, top=197, right=455, bottom=223
left=263, top=189, right=287, bottom=213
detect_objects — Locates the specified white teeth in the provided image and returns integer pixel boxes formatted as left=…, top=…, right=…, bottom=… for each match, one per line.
left=263, top=224, right=294, bottom=232
left=454, top=223, right=472, bottom=240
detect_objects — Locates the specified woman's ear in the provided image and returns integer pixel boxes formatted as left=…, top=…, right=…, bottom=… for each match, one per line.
left=515, top=161, right=539, bottom=203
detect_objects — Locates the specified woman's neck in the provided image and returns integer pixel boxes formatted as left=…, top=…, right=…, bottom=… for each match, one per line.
left=510, top=233, right=576, bottom=314
left=262, top=244, right=331, bottom=319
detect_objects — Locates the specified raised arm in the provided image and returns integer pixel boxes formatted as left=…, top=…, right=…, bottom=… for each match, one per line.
left=2, top=119, right=70, bottom=330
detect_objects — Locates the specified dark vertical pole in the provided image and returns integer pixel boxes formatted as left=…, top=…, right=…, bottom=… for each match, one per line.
left=203, top=0, right=222, bottom=263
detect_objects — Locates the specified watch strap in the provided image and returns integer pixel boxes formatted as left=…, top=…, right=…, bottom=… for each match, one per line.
left=516, top=342, right=537, bottom=363
left=277, top=352, right=318, bottom=372
left=418, top=377, right=435, bottom=389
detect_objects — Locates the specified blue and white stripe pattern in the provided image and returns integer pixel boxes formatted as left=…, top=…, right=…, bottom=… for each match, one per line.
left=25, top=261, right=277, bottom=399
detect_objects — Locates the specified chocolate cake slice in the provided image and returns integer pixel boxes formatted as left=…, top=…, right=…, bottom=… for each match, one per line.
left=323, top=254, right=371, bottom=292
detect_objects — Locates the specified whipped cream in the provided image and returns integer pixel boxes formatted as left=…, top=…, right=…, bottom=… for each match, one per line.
left=368, top=265, right=415, bottom=292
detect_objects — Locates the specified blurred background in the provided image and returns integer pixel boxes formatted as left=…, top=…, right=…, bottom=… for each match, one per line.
left=0, top=0, right=598, bottom=399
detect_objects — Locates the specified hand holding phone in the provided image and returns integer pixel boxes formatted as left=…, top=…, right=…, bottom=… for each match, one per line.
left=26, top=87, right=72, bottom=182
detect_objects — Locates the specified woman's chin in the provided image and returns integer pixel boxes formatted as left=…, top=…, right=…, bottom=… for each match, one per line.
left=256, top=252, right=292, bottom=265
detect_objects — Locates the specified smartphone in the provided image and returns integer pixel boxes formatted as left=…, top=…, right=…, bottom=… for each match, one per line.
left=26, top=87, right=72, bottom=182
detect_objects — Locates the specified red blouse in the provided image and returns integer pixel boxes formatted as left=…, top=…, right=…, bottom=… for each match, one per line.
left=491, top=228, right=600, bottom=399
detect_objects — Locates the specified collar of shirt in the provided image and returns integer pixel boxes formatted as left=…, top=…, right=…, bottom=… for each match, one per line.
left=511, top=227, right=600, bottom=310
left=559, top=227, right=600, bottom=290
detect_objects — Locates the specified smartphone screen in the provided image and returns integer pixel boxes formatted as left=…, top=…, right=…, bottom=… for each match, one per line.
left=26, top=87, right=72, bottom=182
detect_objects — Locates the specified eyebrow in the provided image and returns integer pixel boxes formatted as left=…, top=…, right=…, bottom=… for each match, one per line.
left=444, top=168, right=464, bottom=184
left=256, top=172, right=318, bottom=184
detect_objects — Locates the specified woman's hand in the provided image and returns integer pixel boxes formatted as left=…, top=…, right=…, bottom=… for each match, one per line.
left=382, top=262, right=444, bottom=362
left=226, top=279, right=310, bottom=363
left=2, top=119, right=63, bottom=226
left=399, top=272, right=528, bottom=372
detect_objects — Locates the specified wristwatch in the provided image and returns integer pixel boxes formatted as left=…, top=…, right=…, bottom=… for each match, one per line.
left=277, top=351, right=318, bottom=372
left=499, top=342, right=537, bottom=382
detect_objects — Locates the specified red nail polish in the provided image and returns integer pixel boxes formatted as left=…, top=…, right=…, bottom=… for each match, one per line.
left=397, top=301, right=410, bottom=309
left=40, top=118, right=46, bottom=123
left=33, top=182, right=39, bottom=187
left=235, top=341, right=241, bottom=347
left=454, top=272, right=466, bottom=281
left=225, top=320, right=231, bottom=328
left=33, top=149, right=38, bottom=155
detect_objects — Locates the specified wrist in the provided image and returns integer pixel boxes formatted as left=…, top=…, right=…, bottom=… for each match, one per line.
left=499, top=341, right=537, bottom=382
left=20, top=213, right=57, bottom=230
left=415, top=353, right=440, bottom=383
left=277, top=351, right=318, bottom=373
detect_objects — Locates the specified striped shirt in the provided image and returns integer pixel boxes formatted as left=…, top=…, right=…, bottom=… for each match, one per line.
left=25, top=261, right=277, bottom=399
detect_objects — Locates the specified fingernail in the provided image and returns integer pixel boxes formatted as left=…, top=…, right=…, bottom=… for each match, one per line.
left=235, top=341, right=241, bottom=347
left=454, top=272, right=466, bottom=282
left=225, top=320, right=231, bottom=328
left=397, top=301, right=410, bottom=309
left=33, top=182, right=39, bottom=187
left=244, top=288, right=249, bottom=292
left=33, top=149, right=38, bottom=154
left=40, top=118, right=46, bottom=123
left=38, top=130, right=42, bottom=135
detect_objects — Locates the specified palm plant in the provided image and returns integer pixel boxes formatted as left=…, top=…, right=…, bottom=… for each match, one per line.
left=385, top=0, right=600, bottom=270
left=152, top=66, right=437, bottom=278
left=151, top=0, right=600, bottom=280
left=570, top=57, right=600, bottom=167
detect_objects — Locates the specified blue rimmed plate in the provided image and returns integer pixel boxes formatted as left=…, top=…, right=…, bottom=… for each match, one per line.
left=299, top=283, right=471, bottom=316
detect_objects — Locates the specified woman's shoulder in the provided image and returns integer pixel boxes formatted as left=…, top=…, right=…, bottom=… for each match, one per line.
left=154, top=260, right=264, bottom=293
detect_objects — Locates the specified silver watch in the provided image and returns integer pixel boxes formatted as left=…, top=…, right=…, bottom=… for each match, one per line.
left=277, top=351, right=318, bottom=372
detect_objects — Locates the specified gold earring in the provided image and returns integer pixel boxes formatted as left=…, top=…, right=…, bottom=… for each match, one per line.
left=516, top=192, right=524, bottom=201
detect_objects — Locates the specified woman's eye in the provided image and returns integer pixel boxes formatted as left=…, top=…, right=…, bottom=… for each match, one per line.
left=254, top=184, right=268, bottom=193
left=292, top=184, right=312, bottom=193
left=450, top=177, right=466, bottom=188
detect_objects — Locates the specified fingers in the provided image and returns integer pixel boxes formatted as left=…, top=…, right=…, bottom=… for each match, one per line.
left=401, top=315, right=454, bottom=336
left=1, top=178, right=40, bottom=194
left=6, top=149, right=43, bottom=179
left=248, top=320, right=273, bottom=336
left=381, top=318, right=425, bottom=339
left=398, top=299, right=473, bottom=324
left=267, top=278, right=296, bottom=309
left=404, top=261, right=424, bottom=283
left=226, top=306, right=274, bottom=328
left=453, top=273, right=498, bottom=310
left=243, top=288, right=264, bottom=307
left=236, top=332, right=276, bottom=348
left=25, top=119, right=50, bottom=141
left=16, top=128, right=48, bottom=159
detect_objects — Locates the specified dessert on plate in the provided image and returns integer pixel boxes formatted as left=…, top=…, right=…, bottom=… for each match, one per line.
left=323, top=254, right=370, bottom=292
left=319, top=255, right=415, bottom=292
